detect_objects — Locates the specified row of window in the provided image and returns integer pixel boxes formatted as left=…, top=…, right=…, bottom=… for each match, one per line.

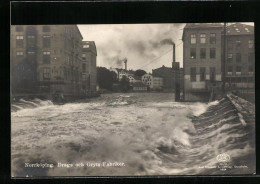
left=190, top=33, right=216, bottom=44
left=43, top=67, right=81, bottom=81
left=16, top=26, right=50, bottom=32
left=16, top=35, right=51, bottom=48
left=190, top=66, right=254, bottom=82
left=227, top=53, right=254, bottom=63
left=190, top=67, right=215, bottom=82
left=227, top=40, right=254, bottom=50
left=190, top=48, right=216, bottom=59
left=227, top=66, right=254, bottom=73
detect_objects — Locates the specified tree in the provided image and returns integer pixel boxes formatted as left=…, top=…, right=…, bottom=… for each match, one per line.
left=97, top=67, right=116, bottom=91
left=119, top=76, right=130, bottom=92
left=134, top=69, right=147, bottom=77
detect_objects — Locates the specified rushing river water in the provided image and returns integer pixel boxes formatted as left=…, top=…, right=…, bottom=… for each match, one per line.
left=11, top=93, right=255, bottom=177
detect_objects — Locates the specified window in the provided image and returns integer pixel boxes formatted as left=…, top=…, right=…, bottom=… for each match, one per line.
left=248, top=40, right=254, bottom=49
left=43, top=68, right=51, bottom=79
left=248, top=65, right=254, bottom=75
left=190, top=48, right=196, bottom=59
left=43, top=35, right=51, bottom=48
left=82, top=74, right=86, bottom=81
left=210, top=33, right=216, bottom=44
left=16, top=51, right=24, bottom=57
left=27, top=35, right=35, bottom=47
left=82, top=63, right=86, bottom=72
left=190, top=67, right=196, bottom=82
left=236, top=53, right=241, bottom=63
left=236, top=40, right=241, bottom=50
left=200, top=67, right=206, bottom=81
left=190, top=34, right=196, bottom=44
left=83, top=44, right=89, bottom=48
left=43, top=26, right=50, bottom=32
left=27, top=51, right=35, bottom=62
left=227, top=66, right=232, bottom=75
left=210, top=67, right=215, bottom=81
left=236, top=66, right=241, bottom=75
left=248, top=53, right=254, bottom=62
left=82, top=53, right=86, bottom=61
left=227, top=54, right=233, bottom=62
left=210, top=48, right=216, bottom=59
left=16, top=35, right=24, bottom=48
left=200, top=33, right=206, bottom=44
left=200, top=48, right=206, bottom=59
left=16, top=26, right=23, bottom=32
left=43, top=51, right=51, bottom=63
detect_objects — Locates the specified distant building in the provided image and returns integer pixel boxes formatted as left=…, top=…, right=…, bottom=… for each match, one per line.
left=116, top=69, right=134, bottom=81
left=152, top=65, right=175, bottom=91
left=225, top=23, right=254, bottom=89
left=128, top=75, right=141, bottom=84
left=141, top=73, right=163, bottom=90
left=11, top=25, right=84, bottom=98
left=182, top=23, right=223, bottom=101
left=82, top=41, right=97, bottom=94
left=132, top=82, right=147, bottom=92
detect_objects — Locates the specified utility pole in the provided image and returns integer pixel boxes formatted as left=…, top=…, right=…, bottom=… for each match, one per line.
left=223, top=22, right=226, bottom=94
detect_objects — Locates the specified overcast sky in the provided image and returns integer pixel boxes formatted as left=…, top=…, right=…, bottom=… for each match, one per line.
left=78, top=24, right=185, bottom=72
left=78, top=22, right=254, bottom=72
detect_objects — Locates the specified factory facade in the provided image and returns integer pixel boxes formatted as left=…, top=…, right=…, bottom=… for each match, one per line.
left=182, top=23, right=223, bottom=101
left=224, top=23, right=255, bottom=89
left=82, top=41, right=97, bottom=94
left=11, top=25, right=97, bottom=101
left=182, top=23, right=254, bottom=101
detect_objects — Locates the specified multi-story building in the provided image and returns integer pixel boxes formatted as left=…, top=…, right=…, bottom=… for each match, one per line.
left=141, top=73, right=163, bottom=90
left=225, top=23, right=254, bottom=89
left=82, top=41, right=97, bottom=94
left=152, top=66, right=175, bottom=91
left=182, top=23, right=223, bottom=101
left=11, top=25, right=84, bottom=99
left=117, top=69, right=134, bottom=81
left=128, top=75, right=141, bottom=84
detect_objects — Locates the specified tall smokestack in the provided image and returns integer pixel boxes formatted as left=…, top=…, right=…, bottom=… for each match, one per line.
left=172, top=43, right=179, bottom=69
left=173, top=43, right=175, bottom=63
left=124, top=59, right=127, bottom=70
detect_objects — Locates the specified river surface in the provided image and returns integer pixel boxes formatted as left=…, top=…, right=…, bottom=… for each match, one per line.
left=11, top=93, right=255, bottom=177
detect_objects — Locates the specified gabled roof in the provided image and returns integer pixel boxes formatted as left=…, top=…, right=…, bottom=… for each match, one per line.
left=227, top=23, right=254, bottom=36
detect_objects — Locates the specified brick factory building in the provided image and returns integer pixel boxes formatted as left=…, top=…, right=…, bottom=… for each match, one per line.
left=11, top=25, right=85, bottom=100
left=182, top=23, right=255, bottom=102
left=182, top=23, right=224, bottom=101
left=225, top=23, right=254, bottom=89
left=82, top=41, right=97, bottom=94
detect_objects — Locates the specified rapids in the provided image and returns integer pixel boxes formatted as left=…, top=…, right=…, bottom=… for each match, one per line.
left=11, top=93, right=255, bottom=176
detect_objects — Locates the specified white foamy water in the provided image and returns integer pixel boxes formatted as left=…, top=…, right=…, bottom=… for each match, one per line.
left=11, top=93, right=255, bottom=177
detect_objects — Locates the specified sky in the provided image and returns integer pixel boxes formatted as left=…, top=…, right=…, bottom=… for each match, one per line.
left=78, top=24, right=185, bottom=72
left=78, top=22, right=254, bottom=73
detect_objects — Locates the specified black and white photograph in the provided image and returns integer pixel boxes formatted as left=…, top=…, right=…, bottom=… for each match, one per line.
left=10, top=22, right=255, bottom=177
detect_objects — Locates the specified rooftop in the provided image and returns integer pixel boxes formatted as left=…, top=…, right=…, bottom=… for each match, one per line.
left=227, top=23, right=254, bottom=35
left=184, top=23, right=223, bottom=29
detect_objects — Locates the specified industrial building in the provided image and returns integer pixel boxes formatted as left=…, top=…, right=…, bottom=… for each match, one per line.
left=182, top=23, right=224, bottom=101
left=11, top=25, right=97, bottom=101
left=225, top=23, right=254, bottom=89
left=182, top=23, right=255, bottom=102
left=82, top=41, right=97, bottom=94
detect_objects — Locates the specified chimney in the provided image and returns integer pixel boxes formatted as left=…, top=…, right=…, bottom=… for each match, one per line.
left=124, top=59, right=127, bottom=70
left=172, top=43, right=175, bottom=63
left=172, top=43, right=179, bottom=70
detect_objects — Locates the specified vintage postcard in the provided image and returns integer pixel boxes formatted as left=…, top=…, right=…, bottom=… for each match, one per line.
left=11, top=23, right=255, bottom=177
